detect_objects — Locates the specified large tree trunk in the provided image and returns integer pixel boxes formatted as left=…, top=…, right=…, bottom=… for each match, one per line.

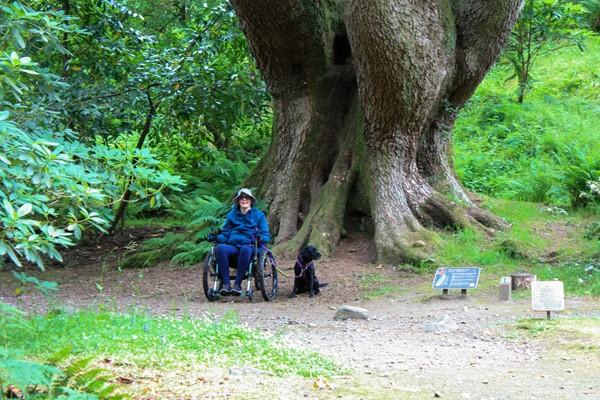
left=231, top=0, right=521, bottom=263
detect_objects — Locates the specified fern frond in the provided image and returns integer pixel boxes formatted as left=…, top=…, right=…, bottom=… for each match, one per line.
left=57, top=386, right=100, bottom=399
left=0, top=356, right=62, bottom=394
left=0, top=302, right=33, bottom=338
left=64, top=357, right=94, bottom=377
left=97, top=384, right=120, bottom=398
left=0, top=302, right=28, bottom=318
left=74, top=367, right=107, bottom=388
left=141, top=232, right=188, bottom=249
left=46, top=345, right=73, bottom=365
left=171, top=240, right=211, bottom=265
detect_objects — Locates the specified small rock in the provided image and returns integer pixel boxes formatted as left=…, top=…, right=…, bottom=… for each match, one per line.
left=424, top=315, right=458, bottom=333
left=334, top=305, right=369, bottom=320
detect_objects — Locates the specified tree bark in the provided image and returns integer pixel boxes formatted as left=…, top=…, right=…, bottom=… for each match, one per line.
left=231, top=0, right=521, bottom=263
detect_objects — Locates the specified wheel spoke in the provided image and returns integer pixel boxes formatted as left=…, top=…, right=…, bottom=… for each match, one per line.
left=258, top=250, right=278, bottom=301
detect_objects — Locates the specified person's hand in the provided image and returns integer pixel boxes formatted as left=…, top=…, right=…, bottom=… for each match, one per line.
left=206, top=233, right=217, bottom=242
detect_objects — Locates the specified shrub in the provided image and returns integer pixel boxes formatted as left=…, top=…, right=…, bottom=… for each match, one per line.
left=554, top=145, right=600, bottom=208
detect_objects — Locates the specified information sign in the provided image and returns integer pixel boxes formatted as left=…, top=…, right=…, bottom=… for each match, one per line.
left=531, top=281, right=564, bottom=311
left=432, top=267, right=480, bottom=290
left=500, top=277, right=511, bottom=285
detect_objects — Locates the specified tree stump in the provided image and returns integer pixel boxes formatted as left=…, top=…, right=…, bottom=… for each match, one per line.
left=511, top=273, right=537, bottom=291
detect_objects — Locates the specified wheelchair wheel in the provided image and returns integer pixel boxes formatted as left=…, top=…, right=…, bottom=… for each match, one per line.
left=257, top=250, right=278, bottom=301
left=202, top=252, right=219, bottom=302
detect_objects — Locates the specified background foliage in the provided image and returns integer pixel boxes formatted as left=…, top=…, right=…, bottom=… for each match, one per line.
left=454, top=36, right=600, bottom=208
left=0, top=0, right=600, bottom=268
left=1, top=0, right=268, bottom=269
left=2, top=0, right=598, bottom=269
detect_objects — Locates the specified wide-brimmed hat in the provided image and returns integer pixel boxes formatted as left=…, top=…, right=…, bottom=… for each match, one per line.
left=233, top=188, right=256, bottom=205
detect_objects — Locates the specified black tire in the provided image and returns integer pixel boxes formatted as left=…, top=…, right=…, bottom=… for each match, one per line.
left=202, top=252, right=219, bottom=302
left=257, top=250, right=278, bottom=301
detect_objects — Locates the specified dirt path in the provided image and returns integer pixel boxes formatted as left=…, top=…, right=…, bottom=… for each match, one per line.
left=1, top=229, right=599, bottom=399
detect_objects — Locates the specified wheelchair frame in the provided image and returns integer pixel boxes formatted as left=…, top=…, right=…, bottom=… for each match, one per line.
left=202, top=234, right=278, bottom=302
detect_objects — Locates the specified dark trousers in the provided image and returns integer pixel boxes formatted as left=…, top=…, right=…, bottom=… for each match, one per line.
left=215, top=244, right=254, bottom=286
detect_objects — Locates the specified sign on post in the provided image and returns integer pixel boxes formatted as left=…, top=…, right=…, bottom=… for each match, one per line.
left=531, top=281, right=564, bottom=319
left=433, top=267, right=481, bottom=295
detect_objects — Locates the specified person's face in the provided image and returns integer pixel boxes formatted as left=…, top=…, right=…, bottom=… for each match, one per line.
left=238, top=195, right=252, bottom=209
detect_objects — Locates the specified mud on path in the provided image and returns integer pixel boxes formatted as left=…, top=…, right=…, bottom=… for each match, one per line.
left=1, top=228, right=599, bottom=399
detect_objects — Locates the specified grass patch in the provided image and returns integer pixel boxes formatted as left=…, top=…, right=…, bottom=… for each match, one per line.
left=454, top=37, right=600, bottom=206
left=432, top=226, right=521, bottom=271
left=361, top=287, right=400, bottom=300
left=425, top=197, right=600, bottom=297
left=503, top=316, right=600, bottom=352
left=533, top=262, right=600, bottom=296
left=0, top=304, right=348, bottom=396
left=358, top=271, right=389, bottom=289
left=358, top=270, right=403, bottom=300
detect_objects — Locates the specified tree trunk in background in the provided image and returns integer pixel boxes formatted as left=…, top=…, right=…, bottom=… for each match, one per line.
left=230, top=0, right=522, bottom=263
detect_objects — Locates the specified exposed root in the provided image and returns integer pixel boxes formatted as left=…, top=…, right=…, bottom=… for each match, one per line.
left=466, top=206, right=509, bottom=231
left=417, top=195, right=469, bottom=230
left=418, top=194, right=509, bottom=234
left=375, top=229, right=440, bottom=265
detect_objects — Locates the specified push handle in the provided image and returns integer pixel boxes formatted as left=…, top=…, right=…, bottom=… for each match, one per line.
left=207, top=226, right=218, bottom=243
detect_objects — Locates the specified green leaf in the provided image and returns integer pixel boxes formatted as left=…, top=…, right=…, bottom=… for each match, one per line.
left=0, top=241, right=22, bottom=266
left=17, top=203, right=33, bottom=217
left=3, top=199, right=16, bottom=217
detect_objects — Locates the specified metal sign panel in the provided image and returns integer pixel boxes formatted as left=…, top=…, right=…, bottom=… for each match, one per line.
left=433, top=267, right=481, bottom=290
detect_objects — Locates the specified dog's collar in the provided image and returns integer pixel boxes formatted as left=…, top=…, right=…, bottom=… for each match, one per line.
left=296, top=256, right=313, bottom=268
left=294, top=257, right=313, bottom=278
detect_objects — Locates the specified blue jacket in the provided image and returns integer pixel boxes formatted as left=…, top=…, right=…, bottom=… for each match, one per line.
left=217, top=206, right=270, bottom=248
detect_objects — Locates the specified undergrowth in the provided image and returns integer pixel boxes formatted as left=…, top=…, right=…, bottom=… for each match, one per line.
left=0, top=303, right=128, bottom=399
left=454, top=37, right=600, bottom=207
left=0, top=305, right=347, bottom=397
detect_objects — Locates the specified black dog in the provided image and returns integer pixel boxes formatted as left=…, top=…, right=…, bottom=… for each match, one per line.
left=290, top=245, right=327, bottom=298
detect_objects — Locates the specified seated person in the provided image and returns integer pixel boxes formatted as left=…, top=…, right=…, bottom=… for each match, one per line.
left=213, top=188, right=270, bottom=295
